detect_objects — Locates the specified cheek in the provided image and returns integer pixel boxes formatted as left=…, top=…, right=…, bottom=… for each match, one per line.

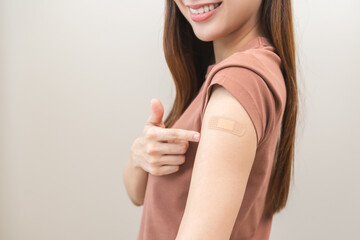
left=196, top=4, right=243, bottom=38
left=217, top=2, right=256, bottom=31
left=174, top=0, right=187, bottom=16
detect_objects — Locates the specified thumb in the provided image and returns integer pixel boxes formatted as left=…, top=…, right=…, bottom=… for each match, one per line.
left=147, top=98, right=165, bottom=127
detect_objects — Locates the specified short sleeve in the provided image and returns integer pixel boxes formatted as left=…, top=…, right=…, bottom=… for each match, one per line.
left=202, top=67, right=275, bottom=145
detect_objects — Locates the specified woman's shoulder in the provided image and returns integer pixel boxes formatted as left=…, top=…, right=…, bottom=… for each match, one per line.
left=207, top=47, right=287, bottom=111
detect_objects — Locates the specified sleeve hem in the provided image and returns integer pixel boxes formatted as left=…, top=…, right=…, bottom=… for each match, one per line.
left=201, top=75, right=265, bottom=145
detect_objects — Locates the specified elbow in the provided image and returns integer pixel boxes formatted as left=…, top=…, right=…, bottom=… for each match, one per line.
left=132, top=198, right=144, bottom=207
left=130, top=189, right=145, bottom=207
left=124, top=187, right=144, bottom=207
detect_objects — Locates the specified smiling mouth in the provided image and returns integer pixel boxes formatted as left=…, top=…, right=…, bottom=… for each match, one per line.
left=188, top=2, right=222, bottom=14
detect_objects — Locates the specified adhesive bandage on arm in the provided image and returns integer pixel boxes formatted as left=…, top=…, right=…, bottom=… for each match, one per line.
left=207, top=115, right=246, bottom=137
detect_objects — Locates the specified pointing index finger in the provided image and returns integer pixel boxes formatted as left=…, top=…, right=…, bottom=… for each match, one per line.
left=156, top=128, right=200, bottom=142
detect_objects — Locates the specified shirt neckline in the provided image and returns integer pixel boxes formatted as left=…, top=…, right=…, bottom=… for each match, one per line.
left=205, top=36, right=271, bottom=78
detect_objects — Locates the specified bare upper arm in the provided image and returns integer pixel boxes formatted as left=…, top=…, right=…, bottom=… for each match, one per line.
left=175, top=84, right=258, bottom=239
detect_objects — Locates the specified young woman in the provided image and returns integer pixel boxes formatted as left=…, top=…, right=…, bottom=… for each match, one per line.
left=123, top=0, right=298, bottom=239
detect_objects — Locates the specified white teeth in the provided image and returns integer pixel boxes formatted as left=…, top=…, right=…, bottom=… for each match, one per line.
left=189, top=3, right=219, bottom=14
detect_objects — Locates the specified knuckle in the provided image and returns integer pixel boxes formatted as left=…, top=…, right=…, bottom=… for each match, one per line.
left=169, top=130, right=178, bottom=140
left=146, top=143, right=158, bottom=154
left=179, top=143, right=188, bottom=153
left=131, top=138, right=139, bottom=151
left=148, top=156, right=158, bottom=165
left=146, top=127, right=157, bottom=139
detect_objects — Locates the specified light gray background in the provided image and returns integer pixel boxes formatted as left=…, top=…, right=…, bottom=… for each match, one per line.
left=1, top=0, right=359, bottom=239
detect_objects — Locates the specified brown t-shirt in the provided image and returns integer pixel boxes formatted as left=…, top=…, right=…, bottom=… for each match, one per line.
left=137, top=36, right=287, bottom=240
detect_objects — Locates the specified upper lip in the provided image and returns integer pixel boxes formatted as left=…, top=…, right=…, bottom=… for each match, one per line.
left=186, top=2, right=222, bottom=9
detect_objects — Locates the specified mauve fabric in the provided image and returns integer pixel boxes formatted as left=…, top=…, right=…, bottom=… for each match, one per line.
left=137, top=36, right=287, bottom=240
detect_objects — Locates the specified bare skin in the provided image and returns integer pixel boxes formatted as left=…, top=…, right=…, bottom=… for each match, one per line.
left=125, top=0, right=267, bottom=238
left=122, top=98, right=200, bottom=206
left=174, top=0, right=266, bottom=64
left=171, top=1, right=264, bottom=239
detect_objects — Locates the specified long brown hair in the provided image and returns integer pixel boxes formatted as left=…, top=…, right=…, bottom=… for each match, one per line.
left=162, top=0, right=298, bottom=218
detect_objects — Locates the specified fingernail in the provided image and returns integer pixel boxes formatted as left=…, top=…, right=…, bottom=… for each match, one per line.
left=193, top=133, right=200, bottom=141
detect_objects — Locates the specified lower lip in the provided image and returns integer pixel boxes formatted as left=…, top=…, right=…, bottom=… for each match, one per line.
left=189, top=4, right=221, bottom=22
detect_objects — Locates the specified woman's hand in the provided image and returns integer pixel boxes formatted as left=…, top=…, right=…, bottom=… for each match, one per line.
left=131, top=98, right=200, bottom=176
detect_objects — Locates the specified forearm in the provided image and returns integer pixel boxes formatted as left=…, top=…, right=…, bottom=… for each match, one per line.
left=123, top=151, right=148, bottom=206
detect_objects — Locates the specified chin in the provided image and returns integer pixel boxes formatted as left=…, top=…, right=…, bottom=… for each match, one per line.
left=193, top=32, right=214, bottom=42
left=191, top=25, right=221, bottom=42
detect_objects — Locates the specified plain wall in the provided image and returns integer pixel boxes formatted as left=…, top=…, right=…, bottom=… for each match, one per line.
left=1, top=0, right=359, bottom=239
